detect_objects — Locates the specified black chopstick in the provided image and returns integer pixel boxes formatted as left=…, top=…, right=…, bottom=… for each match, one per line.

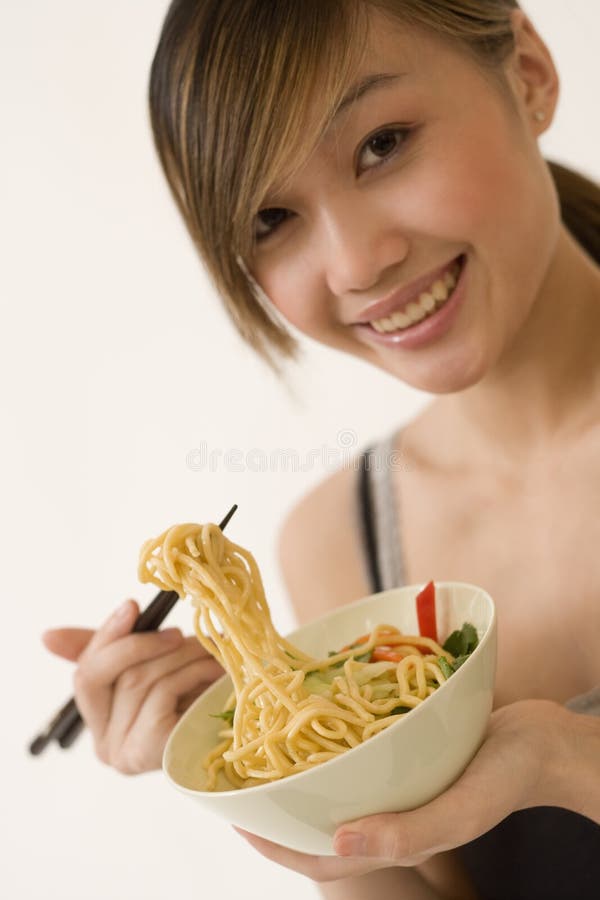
left=29, top=505, right=238, bottom=756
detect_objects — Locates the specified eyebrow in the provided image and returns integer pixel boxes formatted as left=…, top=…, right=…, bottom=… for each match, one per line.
left=332, top=72, right=408, bottom=121
left=264, top=72, right=408, bottom=202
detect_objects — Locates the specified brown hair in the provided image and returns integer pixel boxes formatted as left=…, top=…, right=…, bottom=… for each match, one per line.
left=149, top=0, right=600, bottom=372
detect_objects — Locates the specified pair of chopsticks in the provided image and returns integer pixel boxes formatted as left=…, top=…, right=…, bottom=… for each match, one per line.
left=29, top=505, right=238, bottom=756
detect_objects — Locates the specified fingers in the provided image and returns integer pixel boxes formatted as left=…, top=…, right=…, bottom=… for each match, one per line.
left=112, top=654, right=225, bottom=773
left=81, top=598, right=140, bottom=655
left=143, top=647, right=224, bottom=722
left=42, top=628, right=95, bottom=661
left=72, top=598, right=143, bottom=738
left=334, top=813, right=452, bottom=867
left=105, top=638, right=222, bottom=760
left=47, top=597, right=225, bottom=775
left=42, top=598, right=140, bottom=663
left=74, top=627, right=184, bottom=743
left=333, top=724, right=521, bottom=865
left=232, top=829, right=390, bottom=882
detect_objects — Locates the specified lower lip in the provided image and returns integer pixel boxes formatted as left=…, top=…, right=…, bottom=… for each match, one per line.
left=352, top=254, right=468, bottom=351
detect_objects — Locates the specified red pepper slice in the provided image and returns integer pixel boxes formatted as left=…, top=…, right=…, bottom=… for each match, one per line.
left=340, top=634, right=370, bottom=652
left=416, top=580, right=438, bottom=643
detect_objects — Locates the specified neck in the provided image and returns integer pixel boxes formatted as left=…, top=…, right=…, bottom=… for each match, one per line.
left=438, top=227, right=600, bottom=470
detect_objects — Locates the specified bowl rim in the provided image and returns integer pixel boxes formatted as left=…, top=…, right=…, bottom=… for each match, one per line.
left=163, top=580, right=496, bottom=797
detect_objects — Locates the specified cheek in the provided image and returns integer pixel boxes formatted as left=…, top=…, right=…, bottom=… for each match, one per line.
left=445, top=125, right=558, bottom=349
left=388, top=127, right=538, bottom=255
left=259, top=258, right=331, bottom=338
left=253, top=102, right=558, bottom=361
left=390, top=114, right=557, bottom=324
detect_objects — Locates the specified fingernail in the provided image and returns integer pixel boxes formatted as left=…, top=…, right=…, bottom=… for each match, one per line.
left=334, top=831, right=367, bottom=857
left=159, top=627, right=182, bottom=643
left=111, top=600, right=132, bottom=624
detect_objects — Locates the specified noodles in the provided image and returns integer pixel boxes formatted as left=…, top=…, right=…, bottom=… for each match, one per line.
left=138, top=522, right=457, bottom=791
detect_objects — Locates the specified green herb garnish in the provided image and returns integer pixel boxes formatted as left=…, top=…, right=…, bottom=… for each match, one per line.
left=210, top=708, right=235, bottom=724
left=438, top=656, right=454, bottom=679
left=442, top=622, right=478, bottom=657
left=451, top=653, right=471, bottom=671
left=438, top=623, right=479, bottom=678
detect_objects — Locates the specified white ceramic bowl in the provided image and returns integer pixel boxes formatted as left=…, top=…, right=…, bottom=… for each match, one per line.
left=163, top=581, right=496, bottom=855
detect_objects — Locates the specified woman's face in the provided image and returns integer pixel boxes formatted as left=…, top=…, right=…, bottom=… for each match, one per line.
left=248, top=10, right=560, bottom=393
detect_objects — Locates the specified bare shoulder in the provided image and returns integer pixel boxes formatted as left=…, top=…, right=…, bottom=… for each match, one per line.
left=277, top=460, right=371, bottom=626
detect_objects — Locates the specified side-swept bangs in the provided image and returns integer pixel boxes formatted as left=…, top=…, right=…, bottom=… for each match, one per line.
left=150, top=0, right=369, bottom=368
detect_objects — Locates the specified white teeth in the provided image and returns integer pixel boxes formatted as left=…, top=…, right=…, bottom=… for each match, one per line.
left=391, top=309, right=411, bottom=328
left=419, top=291, right=436, bottom=312
left=431, top=280, right=448, bottom=302
left=369, top=258, right=462, bottom=333
left=405, top=301, right=426, bottom=323
left=443, top=270, right=456, bottom=291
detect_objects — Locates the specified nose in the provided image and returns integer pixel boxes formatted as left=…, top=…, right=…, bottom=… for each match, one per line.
left=317, top=191, right=409, bottom=297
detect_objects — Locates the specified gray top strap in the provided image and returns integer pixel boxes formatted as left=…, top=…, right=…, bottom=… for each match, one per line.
left=566, top=685, right=600, bottom=716
left=368, top=429, right=405, bottom=591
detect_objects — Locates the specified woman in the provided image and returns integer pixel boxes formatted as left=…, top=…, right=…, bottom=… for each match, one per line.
left=43, top=1, right=600, bottom=897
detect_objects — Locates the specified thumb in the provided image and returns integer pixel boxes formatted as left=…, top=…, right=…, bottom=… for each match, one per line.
left=42, top=627, right=95, bottom=662
left=334, top=746, right=515, bottom=863
left=334, top=809, right=454, bottom=864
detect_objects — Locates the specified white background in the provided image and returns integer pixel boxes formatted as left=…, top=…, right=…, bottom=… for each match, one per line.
left=1, top=2, right=598, bottom=898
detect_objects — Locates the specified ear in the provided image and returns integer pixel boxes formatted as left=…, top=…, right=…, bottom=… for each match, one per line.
left=506, top=9, right=560, bottom=134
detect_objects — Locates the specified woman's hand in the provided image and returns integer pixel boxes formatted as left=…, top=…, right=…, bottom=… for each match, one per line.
left=234, top=699, right=571, bottom=881
left=42, top=598, right=224, bottom=774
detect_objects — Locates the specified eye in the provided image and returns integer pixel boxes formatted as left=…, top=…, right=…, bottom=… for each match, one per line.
left=254, top=207, right=293, bottom=242
left=357, top=126, right=412, bottom=174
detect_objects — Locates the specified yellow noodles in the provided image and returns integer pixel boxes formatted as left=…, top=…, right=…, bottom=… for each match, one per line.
left=138, top=522, right=454, bottom=790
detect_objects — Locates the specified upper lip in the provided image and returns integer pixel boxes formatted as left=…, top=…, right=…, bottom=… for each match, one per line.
left=351, top=255, right=462, bottom=324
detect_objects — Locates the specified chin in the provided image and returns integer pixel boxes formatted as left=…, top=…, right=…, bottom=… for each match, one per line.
left=332, top=331, right=496, bottom=395
left=378, top=345, right=492, bottom=395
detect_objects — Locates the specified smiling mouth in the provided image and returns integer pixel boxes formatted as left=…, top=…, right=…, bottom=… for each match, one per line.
left=366, top=256, right=465, bottom=333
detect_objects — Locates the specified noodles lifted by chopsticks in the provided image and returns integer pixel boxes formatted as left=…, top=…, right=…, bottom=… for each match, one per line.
left=138, top=522, right=455, bottom=790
